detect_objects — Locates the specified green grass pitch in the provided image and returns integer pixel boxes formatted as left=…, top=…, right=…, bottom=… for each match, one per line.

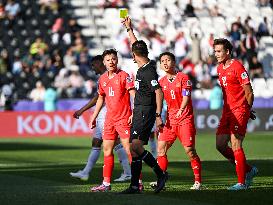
left=0, top=132, right=272, bottom=205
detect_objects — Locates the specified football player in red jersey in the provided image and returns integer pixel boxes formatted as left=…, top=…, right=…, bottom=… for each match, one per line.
left=156, top=52, right=202, bottom=190
left=214, top=38, right=258, bottom=190
left=89, top=49, right=135, bottom=192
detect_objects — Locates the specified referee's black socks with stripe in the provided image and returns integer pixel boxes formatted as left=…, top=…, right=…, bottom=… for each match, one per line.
left=140, top=150, right=164, bottom=178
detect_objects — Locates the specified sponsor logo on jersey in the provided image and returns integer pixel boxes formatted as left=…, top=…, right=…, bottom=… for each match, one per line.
left=241, top=72, right=248, bottom=79
left=164, top=86, right=167, bottom=90
left=133, top=131, right=137, bottom=135
left=125, top=130, right=129, bottom=134
left=115, top=79, right=119, bottom=84
left=103, top=82, right=107, bottom=87
left=151, top=80, right=158, bottom=86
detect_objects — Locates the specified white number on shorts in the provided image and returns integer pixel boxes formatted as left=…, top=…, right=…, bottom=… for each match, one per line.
left=109, top=87, right=114, bottom=96
left=170, top=90, right=176, bottom=99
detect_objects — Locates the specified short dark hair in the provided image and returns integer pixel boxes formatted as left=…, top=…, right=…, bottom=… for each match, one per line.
left=213, top=38, right=233, bottom=53
left=132, top=40, right=149, bottom=58
left=102, top=49, right=118, bottom=59
left=159, top=52, right=176, bottom=63
left=91, top=55, right=103, bottom=62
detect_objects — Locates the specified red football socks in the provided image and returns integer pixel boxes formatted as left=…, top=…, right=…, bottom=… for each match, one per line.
left=103, top=155, right=114, bottom=183
left=234, top=148, right=246, bottom=184
left=223, top=146, right=252, bottom=173
left=157, top=155, right=168, bottom=172
left=191, top=156, right=202, bottom=183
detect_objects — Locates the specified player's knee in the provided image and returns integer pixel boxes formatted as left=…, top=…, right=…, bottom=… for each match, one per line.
left=186, top=148, right=197, bottom=159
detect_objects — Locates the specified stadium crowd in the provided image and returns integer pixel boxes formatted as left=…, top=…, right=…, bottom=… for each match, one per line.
left=0, top=0, right=273, bottom=111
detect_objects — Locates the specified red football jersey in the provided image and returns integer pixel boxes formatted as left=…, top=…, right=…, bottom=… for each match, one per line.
left=159, top=72, right=194, bottom=125
left=98, top=69, right=134, bottom=125
left=217, top=59, right=251, bottom=111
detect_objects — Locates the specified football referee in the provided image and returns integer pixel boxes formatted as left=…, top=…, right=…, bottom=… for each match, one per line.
left=120, top=16, right=168, bottom=194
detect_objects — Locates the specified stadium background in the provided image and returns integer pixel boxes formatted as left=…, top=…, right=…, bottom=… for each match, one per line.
left=0, top=1, right=273, bottom=205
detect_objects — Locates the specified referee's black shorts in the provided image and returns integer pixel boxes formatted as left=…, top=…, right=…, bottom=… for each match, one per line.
left=130, top=105, right=156, bottom=145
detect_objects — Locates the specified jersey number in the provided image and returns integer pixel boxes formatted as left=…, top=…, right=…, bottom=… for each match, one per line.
left=170, top=90, right=176, bottom=99
left=109, top=87, right=114, bottom=96
left=222, top=76, right=227, bottom=87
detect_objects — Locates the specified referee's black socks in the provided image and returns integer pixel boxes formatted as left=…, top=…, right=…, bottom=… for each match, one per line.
left=130, top=156, right=142, bottom=188
left=140, top=150, right=164, bottom=178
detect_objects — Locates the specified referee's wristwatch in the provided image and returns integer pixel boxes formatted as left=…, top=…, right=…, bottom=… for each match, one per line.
left=155, top=113, right=161, bottom=117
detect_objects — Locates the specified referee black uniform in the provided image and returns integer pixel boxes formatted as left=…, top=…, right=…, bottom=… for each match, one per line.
left=130, top=60, right=160, bottom=144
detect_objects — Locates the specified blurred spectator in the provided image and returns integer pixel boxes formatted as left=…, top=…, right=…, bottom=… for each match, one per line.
left=257, top=17, right=271, bottom=38
left=12, top=56, right=22, bottom=74
left=100, top=0, right=128, bottom=8
left=30, top=37, right=48, bottom=56
left=68, top=65, right=85, bottom=98
left=248, top=55, right=264, bottom=79
left=78, top=52, right=91, bottom=78
left=209, top=5, right=223, bottom=17
left=258, top=0, right=270, bottom=7
left=0, top=49, right=10, bottom=74
left=201, top=33, right=214, bottom=61
left=206, top=56, right=217, bottom=79
left=138, top=16, right=151, bottom=37
left=52, top=50, right=64, bottom=70
left=63, top=47, right=76, bottom=69
left=209, top=82, right=223, bottom=110
left=150, top=30, right=166, bottom=60
left=5, top=0, right=20, bottom=20
left=194, top=60, right=212, bottom=89
left=0, top=3, right=6, bottom=19
left=139, top=0, right=154, bottom=8
left=29, top=81, right=46, bottom=101
left=184, top=0, right=196, bottom=17
left=174, top=31, right=188, bottom=65
left=54, top=68, right=70, bottom=98
left=39, top=0, right=58, bottom=14
left=190, top=33, right=201, bottom=64
left=51, top=18, right=64, bottom=45
left=240, top=28, right=258, bottom=65
left=0, top=84, right=13, bottom=111
left=44, top=85, right=57, bottom=112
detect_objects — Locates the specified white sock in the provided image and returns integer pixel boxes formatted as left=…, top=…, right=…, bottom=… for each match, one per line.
left=82, top=147, right=101, bottom=174
left=114, top=143, right=131, bottom=176
left=149, top=138, right=157, bottom=158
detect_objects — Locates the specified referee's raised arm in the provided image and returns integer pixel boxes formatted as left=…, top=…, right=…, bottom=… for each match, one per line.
left=122, top=16, right=137, bottom=46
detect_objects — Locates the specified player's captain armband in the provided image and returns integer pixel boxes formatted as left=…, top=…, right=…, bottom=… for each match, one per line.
left=119, top=9, right=128, bottom=18
left=241, top=72, right=248, bottom=79
left=182, top=89, right=191, bottom=96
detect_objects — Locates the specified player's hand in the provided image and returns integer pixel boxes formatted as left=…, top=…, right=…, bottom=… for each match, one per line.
left=121, top=16, right=132, bottom=29
left=128, top=114, right=133, bottom=125
left=73, top=110, right=82, bottom=119
left=156, top=117, right=164, bottom=131
left=89, top=118, right=96, bottom=129
left=250, top=110, right=256, bottom=120
left=176, top=108, right=184, bottom=118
